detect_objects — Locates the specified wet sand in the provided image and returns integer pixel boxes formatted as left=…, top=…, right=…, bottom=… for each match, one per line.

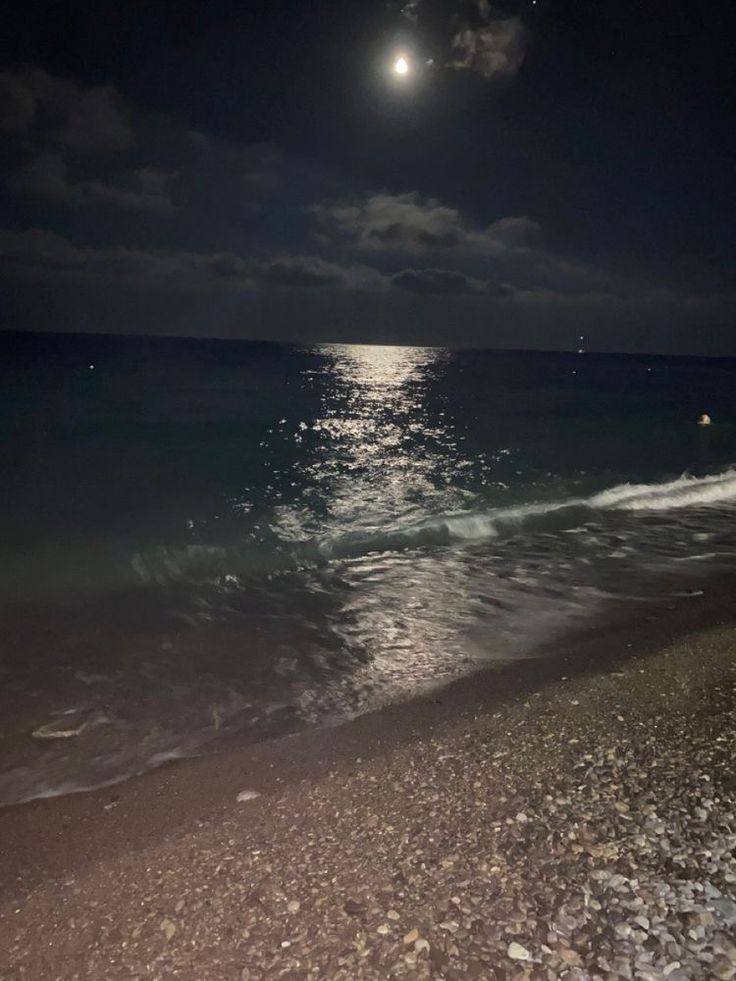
left=1, top=588, right=735, bottom=979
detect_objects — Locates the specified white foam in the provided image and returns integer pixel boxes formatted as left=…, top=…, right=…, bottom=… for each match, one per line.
left=589, top=470, right=736, bottom=511
left=128, top=469, right=736, bottom=580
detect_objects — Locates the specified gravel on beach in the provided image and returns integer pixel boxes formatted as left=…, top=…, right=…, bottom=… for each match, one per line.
left=1, top=626, right=735, bottom=980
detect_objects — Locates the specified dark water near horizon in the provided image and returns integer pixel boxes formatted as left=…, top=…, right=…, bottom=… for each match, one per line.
left=3, top=332, right=736, bottom=804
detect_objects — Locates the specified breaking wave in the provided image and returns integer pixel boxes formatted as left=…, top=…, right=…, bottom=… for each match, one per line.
left=131, top=469, right=736, bottom=584
left=588, top=469, right=736, bottom=510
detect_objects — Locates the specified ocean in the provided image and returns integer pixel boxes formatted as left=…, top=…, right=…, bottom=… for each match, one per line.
left=2, top=331, right=736, bottom=805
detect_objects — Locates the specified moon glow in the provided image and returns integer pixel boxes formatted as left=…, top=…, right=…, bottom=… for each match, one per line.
left=394, top=56, right=409, bottom=75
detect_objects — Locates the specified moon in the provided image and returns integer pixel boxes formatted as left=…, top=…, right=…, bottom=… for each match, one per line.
left=394, top=56, right=409, bottom=75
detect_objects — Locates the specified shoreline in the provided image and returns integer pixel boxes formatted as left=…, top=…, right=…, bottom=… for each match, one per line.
left=1, top=582, right=735, bottom=905
left=0, top=585, right=733, bottom=977
left=0, top=591, right=733, bottom=977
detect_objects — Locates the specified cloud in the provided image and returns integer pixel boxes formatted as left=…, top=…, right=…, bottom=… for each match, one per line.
left=486, top=279, right=516, bottom=297
left=0, top=69, right=133, bottom=153
left=258, top=256, right=347, bottom=288
left=449, top=18, right=527, bottom=79
left=309, top=190, right=624, bottom=298
left=10, top=154, right=175, bottom=211
left=0, top=228, right=238, bottom=284
left=135, top=168, right=173, bottom=196
left=9, top=154, right=72, bottom=203
left=0, top=228, right=387, bottom=292
left=400, top=0, right=420, bottom=25
left=77, top=170, right=175, bottom=211
left=0, top=70, right=181, bottom=215
left=391, top=267, right=478, bottom=294
left=485, top=216, right=540, bottom=248
left=311, top=193, right=464, bottom=252
left=310, top=192, right=540, bottom=257
left=391, top=267, right=516, bottom=295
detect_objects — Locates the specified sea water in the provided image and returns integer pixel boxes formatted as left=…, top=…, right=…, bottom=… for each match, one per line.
left=2, top=332, right=736, bottom=804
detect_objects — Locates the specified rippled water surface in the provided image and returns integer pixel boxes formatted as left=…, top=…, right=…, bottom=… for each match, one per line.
left=2, top=333, right=736, bottom=803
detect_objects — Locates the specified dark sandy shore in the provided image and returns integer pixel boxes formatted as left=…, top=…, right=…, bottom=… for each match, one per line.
left=1, top=591, right=735, bottom=980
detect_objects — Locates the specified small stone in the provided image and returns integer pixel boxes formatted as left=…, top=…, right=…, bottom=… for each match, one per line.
left=160, top=918, right=176, bottom=941
left=415, top=939, right=430, bottom=954
left=287, top=900, right=300, bottom=914
left=236, top=789, right=261, bottom=802
left=404, top=928, right=419, bottom=945
left=508, top=942, right=532, bottom=961
left=344, top=899, right=366, bottom=916
left=558, top=947, right=582, bottom=967
left=612, top=958, right=633, bottom=979
left=377, top=924, right=390, bottom=935
left=387, top=909, right=400, bottom=921
left=439, top=921, right=459, bottom=933
left=174, top=899, right=185, bottom=913
left=713, top=898, right=736, bottom=925
left=711, top=959, right=736, bottom=981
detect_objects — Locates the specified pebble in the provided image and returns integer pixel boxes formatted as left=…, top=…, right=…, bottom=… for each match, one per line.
left=508, top=942, right=532, bottom=961
left=236, top=790, right=261, bottom=803
left=5, top=629, right=736, bottom=981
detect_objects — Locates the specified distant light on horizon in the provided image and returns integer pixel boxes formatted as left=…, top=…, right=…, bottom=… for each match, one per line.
left=394, top=56, right=409, bottom=75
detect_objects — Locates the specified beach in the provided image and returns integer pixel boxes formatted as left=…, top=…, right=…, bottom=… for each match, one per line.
left=1, top=590, right=734, bottom=980
left=2, top=0, right=735, bottom=973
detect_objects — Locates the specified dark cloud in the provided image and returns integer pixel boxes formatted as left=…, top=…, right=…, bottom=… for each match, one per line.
left=486, top=280, right=516, bottom=297
left=0, top=69, right=133, bottom=153
left=9, top=154, right=72, bottom=203
left=0, top=228, right=387, bottom=292
left=1, top=229, right=730, bottom=354
left=11, top=154, right=175, bottom=211
left=391, top=267, right=476, bottom=294
left=449, top=18, right=526, bottom=80
left=310, top=192, right=539, bottom=257
left=257, top=256, right=347, bottom=288
left=135, top=168, right=177, bottom=197
left=0, top=228, right=245, bottom=284
left=309, top=190, right=627, bottom=298
left=310, top=193, right=465, bottom=253
left=185, top=134, right=284, bottom=195
left=0, top=1, right=729, bottom=354
left=78, top=179, right=175, bottom=212
left=485, top=216, right=540, bottom=248
left=447, top=0, right=527, bottom=81
left=391, top=267, right=517, bottom=296
left=401, top=0, right=420, bottom=26
left=0, top=76, right=298, bottom=232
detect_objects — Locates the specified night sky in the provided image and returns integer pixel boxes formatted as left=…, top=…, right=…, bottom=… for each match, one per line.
left=0, top=0, right=734, bottom=352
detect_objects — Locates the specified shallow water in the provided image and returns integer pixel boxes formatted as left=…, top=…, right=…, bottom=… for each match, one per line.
left=2, top=333, right=736, bottom=804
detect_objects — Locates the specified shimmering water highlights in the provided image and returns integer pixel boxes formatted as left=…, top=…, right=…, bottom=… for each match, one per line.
left=2, top=333, right=736, bottom=803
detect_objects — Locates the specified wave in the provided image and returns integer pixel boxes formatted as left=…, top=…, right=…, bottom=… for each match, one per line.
left=129, top=469, right=736, bottom=584
left=317, top=469, right=736, bottom=555
left=588, top=469, right=736, bottom=510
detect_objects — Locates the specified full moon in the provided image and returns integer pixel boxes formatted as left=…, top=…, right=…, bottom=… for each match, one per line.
left=394, top=56, right=409, bottom=75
